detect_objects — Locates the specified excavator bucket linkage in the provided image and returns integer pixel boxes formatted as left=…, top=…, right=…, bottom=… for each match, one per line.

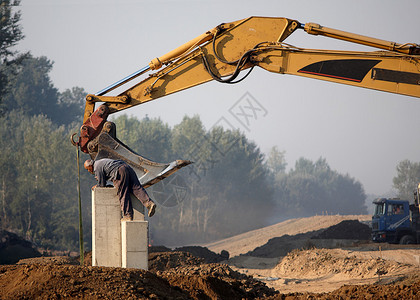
left=94, top=132, right=191, bottom=188
left=72, top=103, right=191, bottom=188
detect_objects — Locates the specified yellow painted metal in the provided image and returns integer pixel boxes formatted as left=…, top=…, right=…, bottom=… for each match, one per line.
left=149, top=27, right=218, bottom=70
left=83, top=101, right=95, bottom=122
left=256, top=47, right=420, bottom=98
left=83, top=16, right=419, bottom=122
left=304, top=23, right=413, bottom=54
left=83, top=17, right=298, bottom=119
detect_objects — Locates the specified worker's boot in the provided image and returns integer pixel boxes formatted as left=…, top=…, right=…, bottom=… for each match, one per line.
left=122, top=214, right=133, bottom=221
left=147, top=203, right=156, bottom=217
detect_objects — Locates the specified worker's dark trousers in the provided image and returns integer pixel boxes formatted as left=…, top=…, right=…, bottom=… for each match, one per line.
left=113, top=164, right=153, bottom=217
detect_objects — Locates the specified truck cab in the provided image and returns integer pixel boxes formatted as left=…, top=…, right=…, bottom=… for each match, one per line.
left=371, top=198, right=414, bottom=244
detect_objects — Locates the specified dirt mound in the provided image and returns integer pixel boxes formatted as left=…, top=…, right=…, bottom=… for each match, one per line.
left=1, top=213, right=419, bottom=299
left=312, top=220, right=371, bottom=240
left=266, top=275, right=420, bottom=300
left=0, top=264, right=188, bottom=300
left=148, top=251, right=203, bottom=272
left=174, top=245, right=229, bottom=263
left=273, top=248, right=415, bottom=279
left=319, top=279, right=420, bottom=300
left=0, top=230, right=41, bottom=264
left=243, top=219, right=373, bottom=258
left=245, top=231, right=362, bottom=258
left=0, top=253, right=278, bottom=299
left=1, top=250, right=418, bottom=300
left=17, top=256, right=78, bottom=266
left=149, top=244, right=229, bottom=263
left=147, top=250, right=276, bottom=299
left=82, top=251, right=92, bottom=266
left=245, top=231, right=321, bottom=258
left=149, top=245, right=172, bottom=253
left=160, top=263, right=278, bottom=299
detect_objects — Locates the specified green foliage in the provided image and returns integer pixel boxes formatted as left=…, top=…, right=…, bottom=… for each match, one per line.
left=0, top=0, right=24, bottom=60
left=273, top=157, right=367, bottom=216
left=0, top=10, right=88, bottom=248
left=12, top=56, right=58, bottom=119
left=2, top=54, right=84, bottom=125
left=0, top=112, right=95, bottom=250
left=58, top=87, right=86, bottom=125
left=0, top=0, right=24, bottom=110
left=113, top=115, right=275, bottom=245
left=0, top=4, right=84, bottom=125
left=171, top=115, right=206, bottom=157
left=1, top=109, right=370, bottom=250
left=113, top=115, right=172, bottom=162
left=112, top=114, right=368, bottom=246
left=266, top=146, right=287, bottom=182
left=393, top=159, right=420, bottom=200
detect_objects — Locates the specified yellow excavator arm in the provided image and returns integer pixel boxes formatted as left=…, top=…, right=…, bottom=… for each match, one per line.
left=73, top=16, right=420, bottom=186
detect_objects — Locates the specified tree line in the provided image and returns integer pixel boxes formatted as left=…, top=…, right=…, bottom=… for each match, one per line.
left=1, top=1, right=373, bottom=250
left=113, top=115, right=370, bottom=246
left=393, top=160, right=420, bottom=201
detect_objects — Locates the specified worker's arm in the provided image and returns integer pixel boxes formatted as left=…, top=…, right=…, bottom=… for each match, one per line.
left=94, top=165, right=107, bottom=187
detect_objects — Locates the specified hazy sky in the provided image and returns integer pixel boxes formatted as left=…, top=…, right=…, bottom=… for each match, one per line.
left=16, top=0, right=420, bottom=195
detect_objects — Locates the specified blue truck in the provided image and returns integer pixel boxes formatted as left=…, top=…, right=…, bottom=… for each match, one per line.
left=371, top=193, right=420, bottom=244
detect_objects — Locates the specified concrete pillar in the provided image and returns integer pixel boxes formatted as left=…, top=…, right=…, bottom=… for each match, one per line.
left=92, top=187, right=122, bottom=267
left=122, top=221, right=148, bottom=269
left=92, top=187, right=149, bottom=269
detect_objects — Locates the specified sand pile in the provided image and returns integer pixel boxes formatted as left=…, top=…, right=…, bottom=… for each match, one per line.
left=273, top=248, right=413, bottom=279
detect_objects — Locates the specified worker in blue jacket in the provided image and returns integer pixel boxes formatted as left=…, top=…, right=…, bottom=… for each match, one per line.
left=84, top=158, right=156, bottom=220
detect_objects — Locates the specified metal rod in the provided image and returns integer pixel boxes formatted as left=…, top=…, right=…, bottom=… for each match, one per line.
left=95, top=65, right=151, bottom=96
left=149, top=57, right=194, bottom=92
left=76, top=145, right=84, bottom=266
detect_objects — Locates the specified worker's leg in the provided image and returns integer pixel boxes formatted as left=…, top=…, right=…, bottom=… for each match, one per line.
left=126, top=166, right=156, bottom=217
left=127, top=166, right=154, bottom=208
left=114, top=165, right=134, bottom=219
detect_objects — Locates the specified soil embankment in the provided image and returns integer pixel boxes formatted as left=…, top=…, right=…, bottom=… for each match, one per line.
left=1, top=215, right=420, bottom=299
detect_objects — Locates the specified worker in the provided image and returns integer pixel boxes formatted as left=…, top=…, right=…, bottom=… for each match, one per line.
left=84, top=158, right=156, bottom=220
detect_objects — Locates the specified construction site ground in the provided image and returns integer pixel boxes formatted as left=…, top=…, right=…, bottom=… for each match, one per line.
left=1, top=215, right=420, bottom=299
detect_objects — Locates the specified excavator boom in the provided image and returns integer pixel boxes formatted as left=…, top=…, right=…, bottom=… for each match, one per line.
left=74, top=16, right=420, bottom=187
